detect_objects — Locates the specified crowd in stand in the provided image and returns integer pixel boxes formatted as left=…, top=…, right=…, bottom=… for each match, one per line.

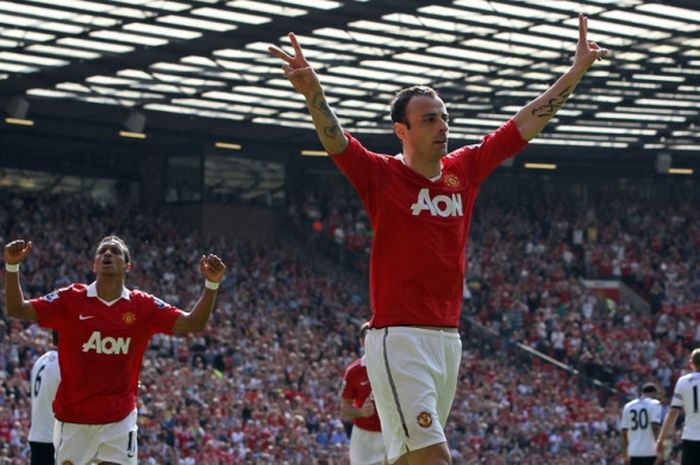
left=0, top=185, right=692, bottom=465
left=291, top=179, right=700, bottom=399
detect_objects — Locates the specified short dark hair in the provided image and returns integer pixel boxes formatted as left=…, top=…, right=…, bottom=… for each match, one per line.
left=96, top=235, right=130, bottom=264
left=390, top=85, right=440, bottom=128
left=641, top=382, right=657, bottom=394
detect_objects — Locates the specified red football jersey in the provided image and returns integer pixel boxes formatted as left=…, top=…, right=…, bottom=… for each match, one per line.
left=31, top=283, right=181, bottom=424
left=331, top=120, right=527, bottom=327
left=341, top=356, right=381, bottom=432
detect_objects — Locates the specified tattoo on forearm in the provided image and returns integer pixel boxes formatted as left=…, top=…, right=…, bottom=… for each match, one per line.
left=311, top=92, right=341, bottom=140
left=531, top=86, right=573, bottom=118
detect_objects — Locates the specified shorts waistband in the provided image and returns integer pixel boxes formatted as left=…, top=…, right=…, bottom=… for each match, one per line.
left=369, top=326, right=461, bottom=339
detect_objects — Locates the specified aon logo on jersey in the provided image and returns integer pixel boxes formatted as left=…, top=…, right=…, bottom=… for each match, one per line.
left=411, top=188, right=463, bottom=217
left=82, top=331, right=131, bottom=354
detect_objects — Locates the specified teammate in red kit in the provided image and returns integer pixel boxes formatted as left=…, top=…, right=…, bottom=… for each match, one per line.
left=270, top=13, right=608, bottom=465
left=3, top=235, right=226, bottom=465
left=340, top=322, right=385, bottom=465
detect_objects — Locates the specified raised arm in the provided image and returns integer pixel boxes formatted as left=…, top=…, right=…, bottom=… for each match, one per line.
left=171, top=253, right=226, bottom=334
left=513, top=14, right=609, bottom=141
left=3, top=239, right=38, bottom=321
left=269, top=33, right=349, bottom=154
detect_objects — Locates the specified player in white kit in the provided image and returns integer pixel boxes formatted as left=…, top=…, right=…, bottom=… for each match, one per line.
left=656, top=348, right=700, bottom=465
left=620, top=382, right=662, bottom=465
left=29, top=345, right=60, bottom=465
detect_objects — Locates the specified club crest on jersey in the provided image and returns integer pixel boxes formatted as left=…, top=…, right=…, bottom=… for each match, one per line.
left=444, top=174, right=460, bottom=188
left=82, top=331, right=131, bottom=355
left=42, top=290, right=60, bottom=302
left=410, top=188, right=463, bottom=217
left=122, top=311, right=136, bottom=325
left=417, top=411, right=433, bottom=428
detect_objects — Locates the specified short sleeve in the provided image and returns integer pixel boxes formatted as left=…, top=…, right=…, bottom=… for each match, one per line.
left=456, top=120, right=528, bottom=184
left=144, top=294, right=183, bottom=335
left=671, top=378, right=685, bottom=409
left=620, top=406, right=629, bottom=430
left=30, top=287, right=70, bottom=330
left=329, top=132, right=386, bottom=213
left=341, top=368, right=356, bottom=400
left=652, top=402, right=663, bottom=424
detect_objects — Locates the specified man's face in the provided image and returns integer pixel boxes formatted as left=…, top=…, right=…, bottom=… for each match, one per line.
left=93, top=239, right=130, bottom=276
left=395, top=95, right=449, bottom=160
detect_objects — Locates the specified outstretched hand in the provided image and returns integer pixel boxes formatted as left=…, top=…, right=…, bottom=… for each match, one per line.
left=4, top=239, right=32, bottom=265
left=574, top=13, right=610, bottom=68
left=268, top=32, right=323, bottom=97
left=200, top=254, right=226, bottom=283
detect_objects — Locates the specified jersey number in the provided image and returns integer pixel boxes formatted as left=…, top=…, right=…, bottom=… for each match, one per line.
left=694, top=385, right=698, bottom=413
left=33, top=364, right=46, bottom=397
left=630, top=408, right=648, bottom=430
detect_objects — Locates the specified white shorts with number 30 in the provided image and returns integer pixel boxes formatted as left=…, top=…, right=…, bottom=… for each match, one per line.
left=53, top=409, right=138, bottom=465
left=364, top=327, right=461, bottom=464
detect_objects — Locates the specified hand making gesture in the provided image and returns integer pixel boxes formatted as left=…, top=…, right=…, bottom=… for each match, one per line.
left=4, top=239, right=33, bottom=267
left=268, top=32, right=323, bottom=98
left=574, top=13, right=610, bottom=69
left=200, top=254, right=226, bottom=284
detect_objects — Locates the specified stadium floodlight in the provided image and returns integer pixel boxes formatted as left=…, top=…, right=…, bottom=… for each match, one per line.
left=119, top=131, right=146, bottom=139
left=524, top=163, right=557, bottom=170
left=5, top=96, right=34, bottom=126
left=214, top=142, right=242, bottom=150
left=668, top=168, right=693, bottom=175
left=301, top=150, right=328, bottom=157
left=120, top=110, right=146, bottom=139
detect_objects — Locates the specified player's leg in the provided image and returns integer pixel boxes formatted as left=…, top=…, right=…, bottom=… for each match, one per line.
left=53, top=420, right=100, bottom=465
left=29, top=441, right=55, bottom=465
left=94, top=410, right=138, bottom=465
left=629, top=456, right=657, bottom=465
left=349, top=427, right=386, bottom=465
left=681, top=440, right=700, bottom=465
left=397, top=330, right=460, bottom=465
left=365, top=327, right=459, bottom=465
left=392, top=442, right=450, bottom=465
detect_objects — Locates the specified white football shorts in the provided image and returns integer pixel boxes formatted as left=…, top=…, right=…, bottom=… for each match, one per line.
left=350, top=425, right=385, bottom=465
left=54, top=408, right=138, bottom=465
left=364, top=326, right=461, bottom=464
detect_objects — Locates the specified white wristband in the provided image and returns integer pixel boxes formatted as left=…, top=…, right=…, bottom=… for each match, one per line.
left=5, top=263, right=19, bottom=273
left=205, top=279, right=220, bottom=290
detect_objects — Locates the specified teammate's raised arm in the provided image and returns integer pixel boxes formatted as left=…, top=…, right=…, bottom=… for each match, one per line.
left=513, top=13, right=610, bottom=141
left=269, top=32, right=348, bottom=154
left=3, top=239, right=38, bottom=321
left=171, top=253, right=226, bottom=334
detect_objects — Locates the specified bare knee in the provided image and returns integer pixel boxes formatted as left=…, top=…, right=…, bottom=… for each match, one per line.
left=401, top=442, right=451, bottom=465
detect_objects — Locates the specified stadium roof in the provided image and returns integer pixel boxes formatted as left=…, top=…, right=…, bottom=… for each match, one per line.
left=0, top=0, right=698, bottom=177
